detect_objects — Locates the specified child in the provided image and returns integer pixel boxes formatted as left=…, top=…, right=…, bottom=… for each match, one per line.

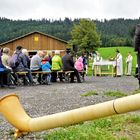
left=41, top=56, right=51, bottom=84
left=75, top=56, right=85, bottom=81
left=75, top=56, right=84, bottom=71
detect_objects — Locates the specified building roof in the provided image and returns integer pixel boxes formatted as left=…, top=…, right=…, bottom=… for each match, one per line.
left=0, top=31, right=68, bottom=46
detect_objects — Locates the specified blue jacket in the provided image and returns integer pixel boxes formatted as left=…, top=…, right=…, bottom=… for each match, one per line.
left=41, top=61, right=51, bottom=72
left=0, top=50, right=4, bottom=68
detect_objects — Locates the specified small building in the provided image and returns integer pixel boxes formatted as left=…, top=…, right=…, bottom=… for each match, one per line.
left=0, top=31, right=68, bottom=56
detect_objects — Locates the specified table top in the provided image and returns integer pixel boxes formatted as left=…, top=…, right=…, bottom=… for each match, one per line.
left=93, top=60, right=116, bottom=66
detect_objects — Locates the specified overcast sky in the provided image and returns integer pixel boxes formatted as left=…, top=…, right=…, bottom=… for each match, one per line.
left=0, top=0, right=140, bottom=20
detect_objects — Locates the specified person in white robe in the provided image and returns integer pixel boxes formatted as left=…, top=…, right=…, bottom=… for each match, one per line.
left=115, top=50, right=123, bottom=76
left=92, top=52, right=103, bottom=75
left=125, top=52, right=133, bottom=75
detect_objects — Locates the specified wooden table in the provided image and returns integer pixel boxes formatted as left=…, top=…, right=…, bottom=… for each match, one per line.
left=93, top=61, right=116, bottom=77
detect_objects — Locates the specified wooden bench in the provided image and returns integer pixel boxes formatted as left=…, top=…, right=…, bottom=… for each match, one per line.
left=31, top=71, right=51, bottom=74
left=57, top=70, right=74, bottom=82
left=62, top=70, right=85, bottom=82
left=15, top=71, right=28, bottom=75
left=15, top=71, right=29, bottom=86
left=31, top=71, right=51, bottom=84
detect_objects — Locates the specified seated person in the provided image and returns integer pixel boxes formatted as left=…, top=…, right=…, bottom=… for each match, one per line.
left=30, top=50, right=43, bottom=84
left=75, top=56, right=84, bottom=71
left=75, top=56, right=85, bottom=81
left=47, top=51, right=52, bottom=65
left=51, top=50, right=63, bottom=82
left=2, top=47, right=18, bottom=85
left=22, top=49, right=30, bottom=69
left=41, top=56, right=51, bottom=84
left=10, top=46, right=34, bottom=85
left=62, top=48, right=81, bottom=83
left=0, top=49, right=15, bottom=88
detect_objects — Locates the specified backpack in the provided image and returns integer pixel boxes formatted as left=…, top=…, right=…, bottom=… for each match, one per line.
left=9, top=53, right=21, bottom=69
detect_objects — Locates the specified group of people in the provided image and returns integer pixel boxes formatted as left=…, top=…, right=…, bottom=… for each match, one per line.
left=0, top=46, right=86, bottom=88
left=0, top=46, right=35, bottom=88
left=92, top=50, right=133, bottom=77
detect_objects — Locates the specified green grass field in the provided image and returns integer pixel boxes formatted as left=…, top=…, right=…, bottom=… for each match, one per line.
left=88, top=46, right=137, bottom=75
left=98, top=46, right=137, bottom=75
left=43, top=114, right=140, bottom=140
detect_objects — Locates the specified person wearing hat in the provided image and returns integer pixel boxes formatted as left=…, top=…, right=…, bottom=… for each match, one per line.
left=51, top=50, right=63, bottom=82
left=62, top=48, right=82, bottom=83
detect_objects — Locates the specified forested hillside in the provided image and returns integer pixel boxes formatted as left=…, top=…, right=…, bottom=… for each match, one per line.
left=0, top=17, right=140, bottom=47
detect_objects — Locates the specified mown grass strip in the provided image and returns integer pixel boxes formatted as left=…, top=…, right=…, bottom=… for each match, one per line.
left=81, top=91, right=98, bottom=97
left=104, top=91, right=126, bottom=98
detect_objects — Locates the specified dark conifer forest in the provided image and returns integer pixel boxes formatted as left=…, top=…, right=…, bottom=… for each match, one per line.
left=0, top=17, right=140, bottom=47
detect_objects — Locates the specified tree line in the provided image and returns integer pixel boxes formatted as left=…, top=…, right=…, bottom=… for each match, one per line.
left=0, top=17, right=140, bottom=47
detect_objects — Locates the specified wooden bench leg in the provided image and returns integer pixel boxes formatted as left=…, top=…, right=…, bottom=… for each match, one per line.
left=64, top=73, right=71, bottom=82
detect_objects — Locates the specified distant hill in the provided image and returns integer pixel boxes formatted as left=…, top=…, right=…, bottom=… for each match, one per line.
left=0, top=17, right=140, bottom=47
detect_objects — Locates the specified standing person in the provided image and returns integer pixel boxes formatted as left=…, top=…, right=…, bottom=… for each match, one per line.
left=115, top=49, right=123, bottom=76
left=94, top=52, right=102, bottom=62
left=125, top=52, right=133, bottom=76
left=51, top=50, right=63, bottom=82
left=82, top=54, right=88, bottom=75
left=92, top=52, right=102, bottom=75
left=62, top=48, right=81, bottom=83
left=134, top=24, right=140, bottom=88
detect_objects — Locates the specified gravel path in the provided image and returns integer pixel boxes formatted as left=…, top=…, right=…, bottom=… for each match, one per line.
left=0, top=76, right=139, bottom=139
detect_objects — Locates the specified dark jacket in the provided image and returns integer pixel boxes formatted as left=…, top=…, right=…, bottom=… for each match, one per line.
left=134, top=24, right=140, bottom=52
left=24, top=54, right=30, bottom=69
left=14, top=50, right=28, bottom=71
left=62, top=53, right=74, bottom=70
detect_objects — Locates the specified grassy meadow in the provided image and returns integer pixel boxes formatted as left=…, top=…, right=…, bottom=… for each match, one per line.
left=43, top=114, right=140, bottom=140
left=88, top=46, right=137, bottom=75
